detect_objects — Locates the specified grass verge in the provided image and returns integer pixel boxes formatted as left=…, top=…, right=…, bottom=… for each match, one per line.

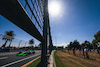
left=27, top=58, right=41, bottom=67
left=54, top=51, right=66, bottom=67
left=56, top=50, right=100, bottom=67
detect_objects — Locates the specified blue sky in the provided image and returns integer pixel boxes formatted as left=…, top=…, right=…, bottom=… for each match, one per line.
left=49, top=0, right=100, bottom=46
left=0, top=0, right=100, bottom=47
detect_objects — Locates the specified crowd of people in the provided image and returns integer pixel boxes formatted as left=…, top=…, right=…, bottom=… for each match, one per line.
left=67, top=47, right=91, bottom=59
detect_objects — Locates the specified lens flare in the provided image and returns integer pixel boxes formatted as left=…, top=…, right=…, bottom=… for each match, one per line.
left=48, top=1, right=61, bottom=17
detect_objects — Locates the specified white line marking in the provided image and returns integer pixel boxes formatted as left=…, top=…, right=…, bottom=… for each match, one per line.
left=0, top=57, right=8, bottom=60
left=1, top=54, right=40, bottom=67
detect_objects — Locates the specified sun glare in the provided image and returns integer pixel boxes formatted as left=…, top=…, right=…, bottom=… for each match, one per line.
left=48, top=1, right=61, bottom=17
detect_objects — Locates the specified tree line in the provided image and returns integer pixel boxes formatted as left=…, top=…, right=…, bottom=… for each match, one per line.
left=67, top=31, right=100, bottom=50
left=1, top=31, right=35, bottom=48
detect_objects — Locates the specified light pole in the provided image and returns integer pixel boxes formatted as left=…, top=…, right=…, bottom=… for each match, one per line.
left=18, top=40, right=22, bottom=49
left=25, top=42, right=27, bottom=49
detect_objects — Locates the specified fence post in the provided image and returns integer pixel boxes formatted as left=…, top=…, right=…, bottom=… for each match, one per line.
left=41, top=0, right=48, bottom=67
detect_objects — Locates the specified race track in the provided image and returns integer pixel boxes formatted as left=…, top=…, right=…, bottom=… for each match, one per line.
left=0, top=50, right=41, bottom=67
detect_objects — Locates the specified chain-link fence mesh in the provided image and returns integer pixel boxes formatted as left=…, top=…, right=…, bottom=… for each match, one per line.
left=19, top=0, right=44, bottom=35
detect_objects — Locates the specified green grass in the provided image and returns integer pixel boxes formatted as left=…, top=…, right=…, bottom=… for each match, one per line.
left=27, top=58, right=41, bottom=67
left=54, top=51, right=66, bottom=67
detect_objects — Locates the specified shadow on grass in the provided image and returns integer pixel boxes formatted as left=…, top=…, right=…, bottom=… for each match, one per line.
left=27, top=58, right=41, bottom=67
left=88, top=58, right=96, bottom=61
left=36, top=62, right=41, bottom=67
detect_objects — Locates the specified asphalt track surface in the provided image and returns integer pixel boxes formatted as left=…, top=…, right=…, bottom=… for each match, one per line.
left=0, top=50, right=41, bottom=67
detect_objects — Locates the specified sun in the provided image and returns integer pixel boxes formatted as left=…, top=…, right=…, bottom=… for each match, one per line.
left=48, top=1, right=61, bottom=17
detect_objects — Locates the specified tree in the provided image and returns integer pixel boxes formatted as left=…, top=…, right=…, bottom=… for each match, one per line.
left=29, top=39, right=34, bottom=47
left=92, top=39, right=97, bottom=49
left=82, top=40, right=92, bottom=51
left=68, top=40, right=81, bottom=49
left=73, top=40, right=81, bottom=49
left=92, top=31, right=100, bottom=49
left=68, top=42, right=73, bottom=49
left=68, top=40, right=81, bottom=55
left=2, top=31, right=15, bottom=48
left=94, top=31, right=100, bottom=42
left=84, top=40, right=91, bottom=48
left=82, top=40, right=90, bottom=58
left=73, top=40, right=81, bottom=55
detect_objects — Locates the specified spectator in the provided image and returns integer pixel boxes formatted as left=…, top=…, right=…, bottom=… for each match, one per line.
left=72, top=48, right=75, bottom=55
left=82, top=47, right=85, bottom=58
left=68, top=48, right=70, bottom=53
left=97, top=49, right=99, bottom=54
left=84, top=47, right=89, bottom=59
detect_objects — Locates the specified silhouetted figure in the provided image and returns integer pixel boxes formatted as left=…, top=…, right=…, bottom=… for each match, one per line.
left=82, top=47, right=85, bottom=58
left=97, top=49, right=99, bottom=54
left=79, top=48, right=81, bottom=51
left=84, top=47, right=89, bottom=59
left=72, top=48, right=75, bottom=55
left=68, top=48, right=70, bottom=53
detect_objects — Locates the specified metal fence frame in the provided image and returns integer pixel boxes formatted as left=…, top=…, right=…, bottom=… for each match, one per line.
left=0, top=0, right=53, bottom=67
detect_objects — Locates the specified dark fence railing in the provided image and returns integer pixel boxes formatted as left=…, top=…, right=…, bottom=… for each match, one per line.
left=19, top=0, right=44, bottom=35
